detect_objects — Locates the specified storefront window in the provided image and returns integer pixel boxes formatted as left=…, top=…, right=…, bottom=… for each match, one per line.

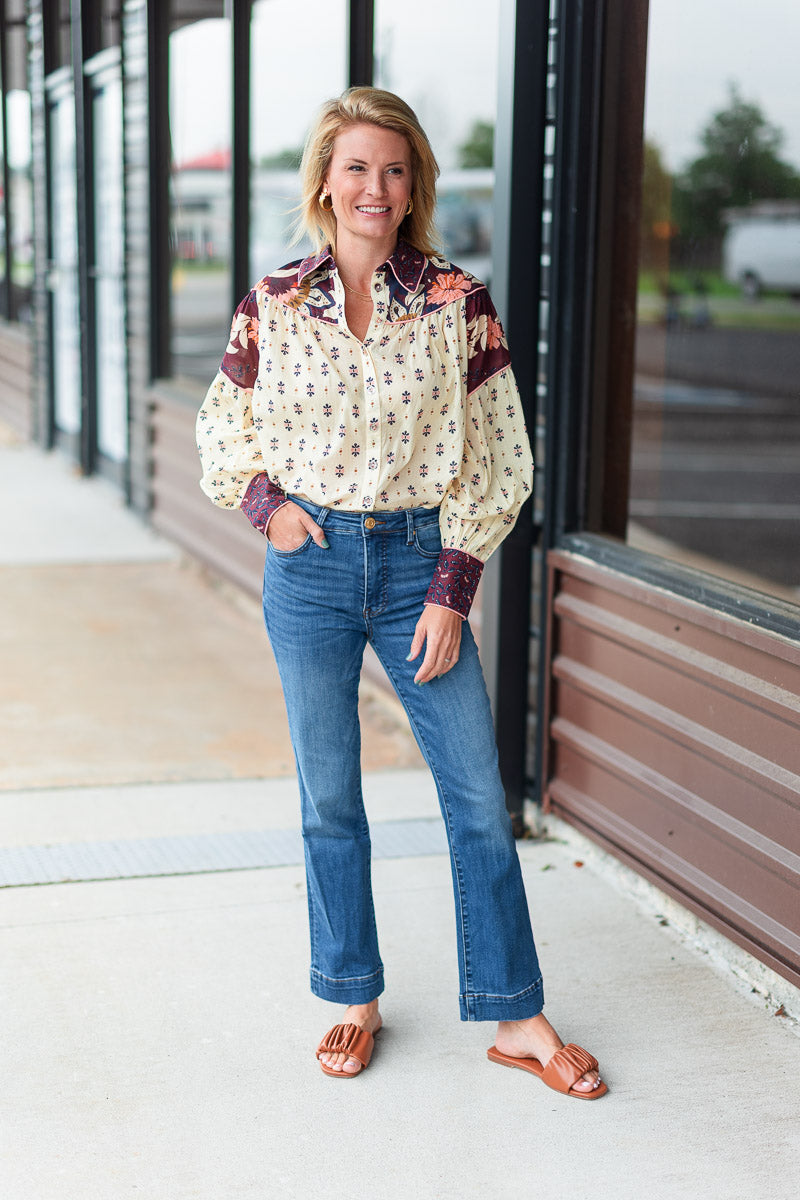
left=89, top=51, right=126, bottom=463
left=47, top=70, right=80, bottom=439
left=375, top=0, right=500, bottom=284
left=99, top=0, right=121, bottom=52
left=0, top=57, right=6, bottom=318
left=45, top=0, right=73, bottom=73
left=168, top=5, right=231, bottom=382
left=7, top=87, right=34, bottom=321
left=629, top=0, right=800, bottom=602
left=249, top=0, right=347, bottom=283
left=1, top=2, right=34, bottom=323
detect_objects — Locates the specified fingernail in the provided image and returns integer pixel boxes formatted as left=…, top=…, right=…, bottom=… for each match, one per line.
left=320, top=537, right=330, bottom=549
left=415, top=680, right=426, bottom=687
left=405, top=653, right=414, bottom=661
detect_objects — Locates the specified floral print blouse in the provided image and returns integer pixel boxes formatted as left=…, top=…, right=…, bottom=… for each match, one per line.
left=196, top=240, right=533, bottom=618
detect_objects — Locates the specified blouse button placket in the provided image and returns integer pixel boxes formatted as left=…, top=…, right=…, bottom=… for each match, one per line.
left=351, top=278, right=379, bottom=509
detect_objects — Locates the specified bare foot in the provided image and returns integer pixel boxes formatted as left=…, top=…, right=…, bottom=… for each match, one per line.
left=494, top=1013, right=602, bottom=1093
left=318, top=1001, right=382, bottom=1075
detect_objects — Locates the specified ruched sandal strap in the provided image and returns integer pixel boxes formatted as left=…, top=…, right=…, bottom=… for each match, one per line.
left=316, top=1022, right=375, bottom=1074
left=541, top=1043, right=598, bottom=1094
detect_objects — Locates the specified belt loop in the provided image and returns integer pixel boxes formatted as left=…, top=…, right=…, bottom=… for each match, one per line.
left=405, top=509, right=415, bottom=544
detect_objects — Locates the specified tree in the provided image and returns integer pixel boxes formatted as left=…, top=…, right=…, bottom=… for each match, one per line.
left=640, top=139, right=674, bottom=268
left=457, top=120, right=494, bottom=169
left=257, top=147, right=303, bottom=170
left=674, top=85, right=800, bottom=243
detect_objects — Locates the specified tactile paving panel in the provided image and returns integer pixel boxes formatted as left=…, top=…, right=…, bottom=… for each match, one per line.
left=0, top=818, right=449, bottom=887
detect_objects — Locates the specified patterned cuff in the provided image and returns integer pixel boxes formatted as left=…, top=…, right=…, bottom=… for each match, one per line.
left=240, top=472, right=288, bottom=534
left=424, top=548, right=485, bottom=619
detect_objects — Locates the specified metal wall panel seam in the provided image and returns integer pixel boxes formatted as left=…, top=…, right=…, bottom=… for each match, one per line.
left=552, top=657, right=800, bottom=802
left=547, top=780, right=800, bottom=961
left=551, top=717, right=800, bottom=877
left=553, top=593, right=800, bottom=721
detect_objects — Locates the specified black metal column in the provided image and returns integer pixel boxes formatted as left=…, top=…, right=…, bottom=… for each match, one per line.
left=147, top=0, right=169, bottom=378
left=533, top=0, right=613, bottom=799
left=0, top=2, right=13, bottom=321
left=348, top=0, right=373, bottom=87
left=231, top=0, right=251, bottom=308
left=71, top=0, right=97, bottom=474
left=540, top=0, right=605, bottom=547
left=489, top=0, right=550, bottom=825
left=27, top=1, right=52, bottom=445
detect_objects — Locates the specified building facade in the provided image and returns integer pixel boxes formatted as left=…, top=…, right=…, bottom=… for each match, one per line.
left=1, top=0, right=798, bottom=990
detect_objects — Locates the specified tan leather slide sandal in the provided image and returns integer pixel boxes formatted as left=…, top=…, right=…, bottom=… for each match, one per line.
left=487, top=1041, right=608, bottom=1100
left=316, top=1022, right=376, bottom=1078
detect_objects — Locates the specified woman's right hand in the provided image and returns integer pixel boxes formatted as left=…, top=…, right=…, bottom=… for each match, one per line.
left=266, top=501, right=329, bottom=551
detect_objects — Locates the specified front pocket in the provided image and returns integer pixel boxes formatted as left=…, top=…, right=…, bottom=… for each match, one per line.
left=267, top=533, right=313, bottom=559
left=412, top=521, right=442, bottom=559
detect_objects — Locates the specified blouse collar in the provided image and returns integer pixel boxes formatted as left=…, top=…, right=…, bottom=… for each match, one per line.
left=297, top=239, right=427, bottom=293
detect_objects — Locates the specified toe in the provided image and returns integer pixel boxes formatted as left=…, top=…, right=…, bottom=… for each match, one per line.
left=320, top=1050, right=342, bottom=1071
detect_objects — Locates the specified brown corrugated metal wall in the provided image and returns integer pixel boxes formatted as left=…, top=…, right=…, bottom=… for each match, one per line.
left=149, top=387, right=265, bottom=599
left=544, top=549, right=800, bottom=988
left=0, top=324, right=34, bottom=440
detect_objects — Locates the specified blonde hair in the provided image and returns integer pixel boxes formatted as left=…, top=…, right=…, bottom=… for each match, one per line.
left=296, top=87, right=440, bottom=257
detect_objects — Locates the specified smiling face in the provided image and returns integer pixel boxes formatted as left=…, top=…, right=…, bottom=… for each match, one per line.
left=323, top=123, right=413, bottom=255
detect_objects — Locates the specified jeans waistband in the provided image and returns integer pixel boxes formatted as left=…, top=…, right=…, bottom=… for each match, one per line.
left=290, top=495, right=440, bottom=536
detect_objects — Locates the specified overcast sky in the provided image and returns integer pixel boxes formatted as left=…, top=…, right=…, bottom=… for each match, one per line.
left=172, top=0, right=499, bottom=170
left=644, top=0, right=800, bottom=170
left=7, top=0, right=798, bottom=176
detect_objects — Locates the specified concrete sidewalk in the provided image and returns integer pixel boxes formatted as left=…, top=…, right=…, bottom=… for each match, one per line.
left=0, top=435, right=424, bottom=788
left=2, top=430, right=799, bottom=1199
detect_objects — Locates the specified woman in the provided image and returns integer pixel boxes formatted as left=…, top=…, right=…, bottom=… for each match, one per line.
left=197, top=87, right=606, bottom=1099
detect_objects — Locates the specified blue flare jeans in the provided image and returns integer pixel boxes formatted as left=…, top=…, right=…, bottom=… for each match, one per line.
left=262, top=497, right=544, bottom=1021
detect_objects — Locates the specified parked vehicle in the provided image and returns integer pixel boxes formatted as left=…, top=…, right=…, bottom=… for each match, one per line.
left=723, top=217, right=800, bottom=297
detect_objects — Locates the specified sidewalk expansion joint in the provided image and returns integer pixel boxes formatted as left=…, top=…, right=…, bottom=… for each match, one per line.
left=0, top=819, right=448, bottom=888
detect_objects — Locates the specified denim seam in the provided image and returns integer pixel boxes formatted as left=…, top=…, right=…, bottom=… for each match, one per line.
left=360, top=531, right=371, bottom=636
left=310, top=967, right=383, bottom=984
left=376, top=533, right=389, bottom=616
left=461, top=978, right=543, bottom=1001
left=370, top=645, right=473, bottom=1002
left=412, top=534, right=440, bottom=559
left=359, top=800, right=381, bottom=959
left=305, top=847, right=318, bottom=970
left=362, top=529, right=390, bottom=620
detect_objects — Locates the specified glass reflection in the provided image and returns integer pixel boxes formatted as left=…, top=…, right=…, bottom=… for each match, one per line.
left=630, top=0, right=800, bottom=600
left=249, top=0, right=347, bottom=281
left=7, top=89, right=34, bottom=320
left=48, top=80, right=81, bottom=437
left=375, top=0, right=499, bottom=282
left=0, top=63, right=5, bottom=311
left=91, top=63, right=127, bottom=463
left=168, top=9, right=231, bottom=381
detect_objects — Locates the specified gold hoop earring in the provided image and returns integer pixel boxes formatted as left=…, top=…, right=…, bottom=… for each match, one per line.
left=405, top=197, right=414, bottom=216
left=319, top=190, right=334, bottom=212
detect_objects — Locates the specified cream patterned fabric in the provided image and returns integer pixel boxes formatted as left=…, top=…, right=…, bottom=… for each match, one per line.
left=196, top=241, right=534, bottom=614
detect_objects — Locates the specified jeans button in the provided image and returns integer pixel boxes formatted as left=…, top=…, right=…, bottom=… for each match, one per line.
left=364, top=517, right=376, bottom=530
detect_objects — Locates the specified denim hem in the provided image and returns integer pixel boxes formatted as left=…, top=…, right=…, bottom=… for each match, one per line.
left=459, top=977, right=544, bottom=1022
left=310, top=967, right=385, bottom=1005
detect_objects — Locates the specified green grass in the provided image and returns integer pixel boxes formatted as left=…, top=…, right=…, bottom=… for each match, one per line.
left=705, top=310, right=800, bottom=331
left=637, top=270, right=740, bottom=298
left=172, top=260, right=228, bottom=275
left=637, top=270, right=800, bottom=330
